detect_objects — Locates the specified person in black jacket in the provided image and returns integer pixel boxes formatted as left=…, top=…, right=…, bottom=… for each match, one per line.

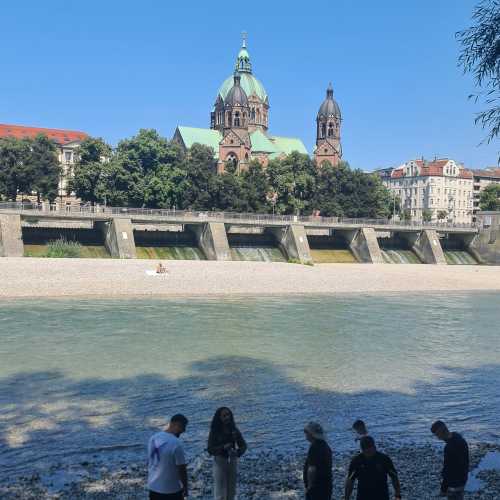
left=431, top=420, right=469, bottom=499
left=303, top=421, right=333, bottom=500
left=207, top=407, right=247, bottom=500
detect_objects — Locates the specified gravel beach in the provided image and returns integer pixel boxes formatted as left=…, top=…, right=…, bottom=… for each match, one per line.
left=1, top=443, right=499, bottom=499
left=1, top=258, right=500, bottom=298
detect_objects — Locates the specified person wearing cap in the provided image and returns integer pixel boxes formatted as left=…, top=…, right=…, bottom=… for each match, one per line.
left=345, top=436, right=401, bottom=500
left=303, top=421, right=333, bottom=500
left=147, top=414, right=189, bottom=499
left=431, top=420, right=469, bottom=499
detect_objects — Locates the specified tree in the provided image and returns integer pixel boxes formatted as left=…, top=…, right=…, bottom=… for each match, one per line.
left=457, top=1, right=500, bottom=145
left=0, top=137, right=33, bottom=201
left=479, top=183, right=500, bottom=210
left=27, top=134, right=61, bottom=203
left=437, top=210, right=448, bottom=221
left=422, top=209, right=433, bottom=222
left=402, top=208, right=412, bottom=221
left=179, top=143, right=217, bottom=210
left=70, top=137, right=112, bottom=205
left=240, top=160, right=271, bottom=212
left=266, top=152, right=316, bottom=215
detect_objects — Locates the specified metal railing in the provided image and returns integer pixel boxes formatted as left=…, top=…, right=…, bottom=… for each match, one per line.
left=0, top=201, right=478, bottom=231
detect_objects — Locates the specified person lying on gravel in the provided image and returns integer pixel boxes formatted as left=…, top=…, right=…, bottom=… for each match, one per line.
left=345, top=436, right=401, bottom=500
left=431, top=420, right=470, bottom=500
left=303, top=421, right=333, bottom=500
left=147, top=414, right=189, bottom=499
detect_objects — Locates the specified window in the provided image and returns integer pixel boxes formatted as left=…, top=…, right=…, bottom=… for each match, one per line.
left=64, top=151, right=72, bottom=163
left=234, top=111, right=240, bottom=127
left=321, top=123, right=326, bottom=138
left=327, top=123, right=334, bottom=137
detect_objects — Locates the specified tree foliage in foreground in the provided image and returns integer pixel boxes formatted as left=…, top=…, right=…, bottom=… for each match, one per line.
left=457, top=0, right=500, bottom=146
left=479, top=183, right=500, bottom=210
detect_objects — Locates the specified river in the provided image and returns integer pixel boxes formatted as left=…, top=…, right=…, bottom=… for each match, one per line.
left=0, top=292, right=499, bottom=480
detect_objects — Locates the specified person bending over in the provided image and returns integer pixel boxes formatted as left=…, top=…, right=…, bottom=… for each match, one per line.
left=303, top=421, right=333, bottom=500
left=147, top=414, right=189, bottom=499
left=431, top=420, right=469, bottom=499
left=207, top=407, right=247, bottom=500
left=345, top=436, right=401, bottom=500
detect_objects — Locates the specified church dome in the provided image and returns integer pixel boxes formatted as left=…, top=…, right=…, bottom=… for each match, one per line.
left=225, top=74, right=249, bottom=107
left=318, top=83, right=341, bottom=119
left=218, top=39, right=268, bottom=103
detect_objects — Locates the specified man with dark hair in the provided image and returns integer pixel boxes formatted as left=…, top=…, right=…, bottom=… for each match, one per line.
left=431, top=420, right=469, bottom=499
left=148, top=414, right=189, bottom=499
left=352, top=420, right=368, bottom=441
left=345, top=436, right=401, bottom=500
left=303, top=422, right=333, bottom=500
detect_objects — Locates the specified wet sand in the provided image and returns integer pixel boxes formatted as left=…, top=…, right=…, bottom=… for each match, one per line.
left=1, top=258, right=500, bottom=299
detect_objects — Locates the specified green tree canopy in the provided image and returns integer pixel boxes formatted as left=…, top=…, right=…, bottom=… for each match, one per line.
left=457, top=0, right=500, bottom=145
left=70, top=137, right=112, bottom=205
left=0, top=137, right=33, bottom=201
left=27, top=134, right=61, bottom=203
left=266, top=152, right=316, bottom=215
left=479, top=183, right=500, bottom=210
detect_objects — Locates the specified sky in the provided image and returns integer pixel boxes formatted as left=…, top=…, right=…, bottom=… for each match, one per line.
left=1, top=0, right=498, bottom=170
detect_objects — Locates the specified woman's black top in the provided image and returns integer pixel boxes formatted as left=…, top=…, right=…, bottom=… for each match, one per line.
left=207, top=426, right=247, bottom=458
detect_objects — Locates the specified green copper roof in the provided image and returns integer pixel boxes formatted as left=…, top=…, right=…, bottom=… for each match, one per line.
left=250, top=129, right=278, bottom=153
left=176, top=126, right=222, bottom=159
left=219, top=72, right=267, bottom=102
left=269, top=135, right=308, bottom=156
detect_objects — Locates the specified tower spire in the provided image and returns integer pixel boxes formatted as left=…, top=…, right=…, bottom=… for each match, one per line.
left=242, top=31, right=247, bottom=48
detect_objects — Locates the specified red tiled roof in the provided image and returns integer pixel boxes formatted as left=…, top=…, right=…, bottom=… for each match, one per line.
left=390, top=159, right=472, bottom=179
left=0, top=123, right=87, bottom=146
left=472, top=168, right=500, bottom=179
left=391, top=168, right=404, bottom=178
left=459, top=169, right=473, bottom=179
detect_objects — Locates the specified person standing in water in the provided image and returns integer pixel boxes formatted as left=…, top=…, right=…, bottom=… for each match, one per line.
left=207, top=407, right=247, bottom=500
left=147, top=414, right=189, bottom=499
left=352, top=420, right=369, bottom=442
left=431, top=420, right=469, bottom=499
left=303, top=421, right=333, bottom=500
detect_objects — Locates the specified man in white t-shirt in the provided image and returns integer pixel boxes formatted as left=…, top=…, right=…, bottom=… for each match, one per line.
left=147, top=414, right=189, bottom=499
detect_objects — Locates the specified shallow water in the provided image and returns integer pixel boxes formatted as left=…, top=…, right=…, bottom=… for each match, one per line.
left=0, top=292, right=499, bottom=479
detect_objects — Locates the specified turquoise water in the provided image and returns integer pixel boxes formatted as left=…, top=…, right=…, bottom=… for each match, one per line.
left=0, top=293, right=499, bottom=479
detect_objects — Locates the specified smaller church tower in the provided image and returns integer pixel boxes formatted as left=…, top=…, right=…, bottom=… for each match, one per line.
left=314, top=83, right=342, bottom=167
left=217, top=74, right=252, bottom=173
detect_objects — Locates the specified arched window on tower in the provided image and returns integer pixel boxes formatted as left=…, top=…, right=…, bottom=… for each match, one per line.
left=328, top=123, right=334, bottom=137
left=234, top=111, right=240, bottom=127
left=227, top=111, right=232, bottom=126
left=242, top=112, right=247, bottom=126
left=321, top=123, right=326, bottom=138
left=251, top=108, right=256, bottom=121
left=256, top=109, right=261, bottom=124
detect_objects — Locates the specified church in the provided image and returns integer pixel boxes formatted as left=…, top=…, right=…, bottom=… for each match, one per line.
left=173, top=35, right=342, bottom=172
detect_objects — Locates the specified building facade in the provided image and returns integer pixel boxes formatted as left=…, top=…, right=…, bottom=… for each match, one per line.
left=173, top=36, right=342, bottom=171
left=472, top=167, right=500, bottom=214
left=0, top=123, right=87, bottom=200
left=378, top=158, right=474, bottom=224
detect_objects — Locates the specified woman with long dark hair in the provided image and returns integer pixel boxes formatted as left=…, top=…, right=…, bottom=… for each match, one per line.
left=207, top=407, right=247, bottom=500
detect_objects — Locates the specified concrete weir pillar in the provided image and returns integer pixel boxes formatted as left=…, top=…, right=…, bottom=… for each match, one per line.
left=99, top=218, right=136, bottom=258
left=266, top=224, right=313, bottom=264
left=400, top=229, right=446, bottom=265
left=0, top=214, right=24, bottom=257
left=340, top=228, right=383, bottom=263
left=187, top=222, right=231, bottom=261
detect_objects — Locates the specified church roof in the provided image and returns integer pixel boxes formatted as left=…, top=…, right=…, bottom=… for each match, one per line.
left=176, top=126, right=307, bottom=159
left=219, top=72, right=267, bottom=102
left=176, top=126, right=222, bottom=158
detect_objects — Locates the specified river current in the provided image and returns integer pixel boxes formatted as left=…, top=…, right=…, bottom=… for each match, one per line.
left=0, top=292, right=499, bottom=479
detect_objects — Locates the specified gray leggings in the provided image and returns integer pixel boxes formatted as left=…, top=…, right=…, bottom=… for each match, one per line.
left=213, top=455, right=238, bottom=500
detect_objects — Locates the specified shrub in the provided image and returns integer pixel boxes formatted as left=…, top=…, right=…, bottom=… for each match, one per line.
left=45, top=238, right=82, bottom=258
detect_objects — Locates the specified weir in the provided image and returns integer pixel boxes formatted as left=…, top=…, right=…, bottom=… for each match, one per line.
left=2, top=204, right=497, bottom=264
left=227, top=230, right=286, bottom=262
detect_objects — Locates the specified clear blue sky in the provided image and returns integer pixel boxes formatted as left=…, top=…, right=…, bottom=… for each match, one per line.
left=1, top=0, right=498, bottom=169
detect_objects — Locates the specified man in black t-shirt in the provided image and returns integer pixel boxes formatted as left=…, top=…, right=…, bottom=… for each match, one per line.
left=431, top=420, right=469, bottom=499
left=345, top=436, right=401, bottom=500
left=303, top=421, right=333, bottom=500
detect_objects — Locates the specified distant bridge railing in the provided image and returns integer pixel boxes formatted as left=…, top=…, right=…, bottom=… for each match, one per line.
left=0, top=201, right=478, bottom=231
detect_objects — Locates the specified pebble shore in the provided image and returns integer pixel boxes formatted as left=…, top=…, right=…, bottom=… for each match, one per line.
left=1, top=443, right=499, bottom=499
left=1, top=258, right=500, bottom=298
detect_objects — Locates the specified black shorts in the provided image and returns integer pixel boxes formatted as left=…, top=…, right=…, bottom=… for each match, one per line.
left=149, top=490, right=183, bottom=500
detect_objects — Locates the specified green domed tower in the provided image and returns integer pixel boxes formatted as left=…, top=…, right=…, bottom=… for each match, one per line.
left=211, top=34, right=270, bottom=133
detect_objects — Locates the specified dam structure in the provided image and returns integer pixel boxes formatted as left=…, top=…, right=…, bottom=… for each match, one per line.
left=0, top=203, right=498, bottom=265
